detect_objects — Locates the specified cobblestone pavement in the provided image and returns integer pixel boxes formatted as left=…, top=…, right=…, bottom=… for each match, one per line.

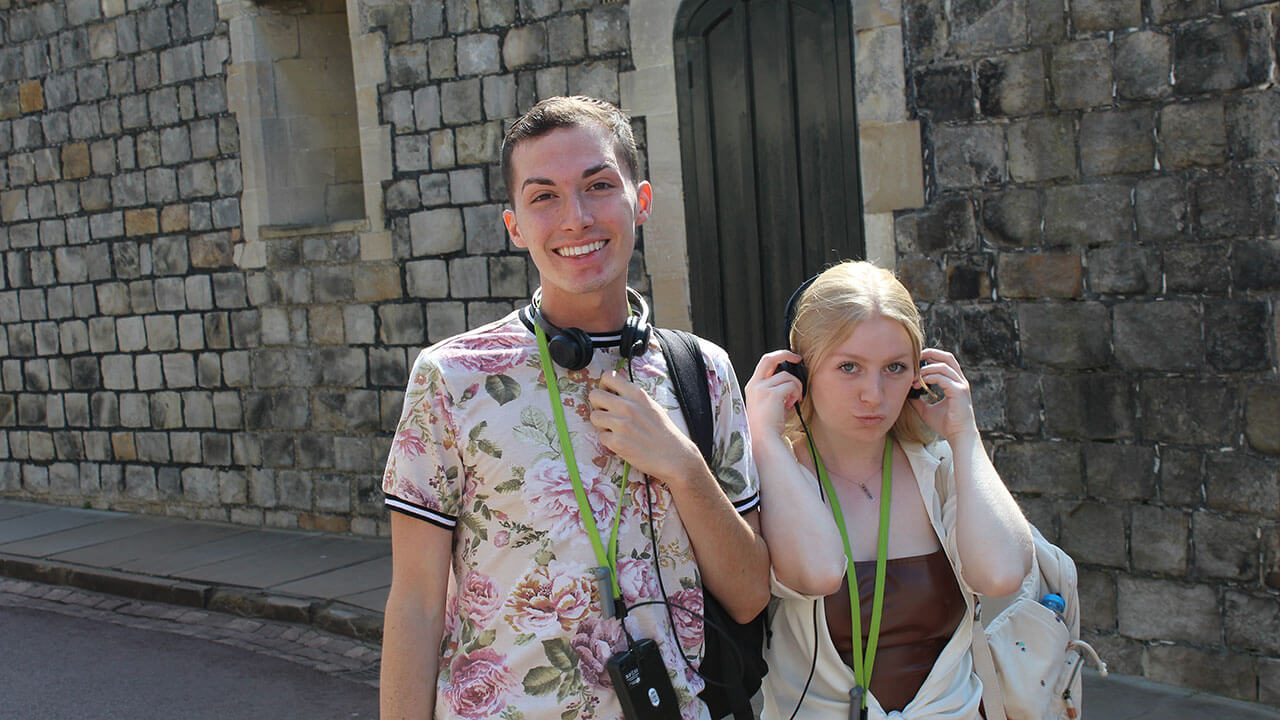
left=0, top=576, right=381, bottom=688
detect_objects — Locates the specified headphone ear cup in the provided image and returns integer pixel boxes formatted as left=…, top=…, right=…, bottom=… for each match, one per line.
left=774, top=360, right=808, bottom=398
left=549, top=328, right=594, bottom=371
left=620, top=315, right=651, bottom=360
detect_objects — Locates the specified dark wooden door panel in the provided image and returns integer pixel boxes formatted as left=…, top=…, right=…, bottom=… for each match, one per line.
left=676, top=0, right=864, bottom=379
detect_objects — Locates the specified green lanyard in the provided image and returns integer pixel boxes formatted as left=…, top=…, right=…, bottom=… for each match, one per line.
left=534, top=322, right=630, bottom=603
left=807, top=434, right=893, bottom=711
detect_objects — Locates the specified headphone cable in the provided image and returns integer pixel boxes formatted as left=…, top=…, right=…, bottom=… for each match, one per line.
left=783, top=409, right=824, bottom=719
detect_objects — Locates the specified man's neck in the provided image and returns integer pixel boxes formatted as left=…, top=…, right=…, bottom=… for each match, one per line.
left=537, top=285, right=632, bottom=332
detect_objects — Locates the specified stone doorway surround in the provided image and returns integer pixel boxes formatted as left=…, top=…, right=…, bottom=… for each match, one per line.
left=621, top=0, right=924, bottom=328
left=218, top=0, right=393, bottom=268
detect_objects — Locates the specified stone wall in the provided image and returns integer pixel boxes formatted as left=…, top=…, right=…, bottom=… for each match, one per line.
left=3, top=0, right=1279, bottom=703
left=0, top=0, right=647, bottom=537
left=896, top=0, right=1280, bottom=702
left=0, top=0, right=273, bottom=516
left=366, top=0, right=644, bottom=303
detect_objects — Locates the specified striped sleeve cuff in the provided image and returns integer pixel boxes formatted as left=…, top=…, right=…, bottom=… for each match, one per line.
left=385, top=494, right=457, bottom=530
left=733, top=492, right=760, bottom=515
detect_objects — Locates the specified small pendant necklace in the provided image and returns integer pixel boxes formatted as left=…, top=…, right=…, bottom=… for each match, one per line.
left=828, top=468, right=879, bottom=501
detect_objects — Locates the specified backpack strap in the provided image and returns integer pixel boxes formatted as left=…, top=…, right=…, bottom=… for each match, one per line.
left=653, top=328, right=755, bottom=720
left=654, top=328, right=713, bottom=463
left=970, top=608, right=1008, bottom=720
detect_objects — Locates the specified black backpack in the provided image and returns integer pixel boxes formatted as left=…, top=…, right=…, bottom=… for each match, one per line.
left=654, top=328, right=768, bottom=720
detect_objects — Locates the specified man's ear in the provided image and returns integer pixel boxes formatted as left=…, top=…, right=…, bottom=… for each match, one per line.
left=634, top=180, right=653, bottom=227
left=503, top=208, right=526, bottom=248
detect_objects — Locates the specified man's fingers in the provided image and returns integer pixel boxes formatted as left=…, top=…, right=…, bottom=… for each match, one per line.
left=595, top=370, right=635, bottom=395
left=588, top=409, right=619, bottom=432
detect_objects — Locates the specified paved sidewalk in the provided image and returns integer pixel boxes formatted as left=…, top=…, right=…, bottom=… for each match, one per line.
left=1, top=498, right=1277, bottom=719
left=0, top=498, right=388, bottom=643
left=0, top=576, right=382, bottom=688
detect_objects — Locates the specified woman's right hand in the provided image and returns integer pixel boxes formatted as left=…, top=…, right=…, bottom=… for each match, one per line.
left=747, top=349, right=848, bottom=597
left=744, top=349, right=805, bottom=442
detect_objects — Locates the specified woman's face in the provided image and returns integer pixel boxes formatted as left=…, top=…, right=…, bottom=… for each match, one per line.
left=807, top=313, right=917, bottom=442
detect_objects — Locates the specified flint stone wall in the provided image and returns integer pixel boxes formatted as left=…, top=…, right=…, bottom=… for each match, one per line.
left=2, top=0, right=1278, bottom=704
left=898, top=0, right=1280, bottom=703
left=0, top=0, right=645, bottom=536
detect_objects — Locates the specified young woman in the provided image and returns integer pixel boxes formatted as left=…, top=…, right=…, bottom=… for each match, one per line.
left=746, top=261, right=1033, bottom=719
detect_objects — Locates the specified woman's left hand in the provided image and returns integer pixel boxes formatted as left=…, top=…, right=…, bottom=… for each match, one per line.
left=909, top=348, right=980, bottom=443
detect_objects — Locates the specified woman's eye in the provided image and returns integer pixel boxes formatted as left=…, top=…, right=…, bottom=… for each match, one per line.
left=887, top=362, right=907, bottom=374
left=838, top=362, right=858, bottom=373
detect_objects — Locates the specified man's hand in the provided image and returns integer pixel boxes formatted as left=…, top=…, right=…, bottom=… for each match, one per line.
left=586, top=370, right=707, bottom=487
left=587, top=369, right=770, bottom=622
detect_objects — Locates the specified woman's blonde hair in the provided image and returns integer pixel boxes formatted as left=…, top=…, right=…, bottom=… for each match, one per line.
left=786, top=260, right=934, bottom=446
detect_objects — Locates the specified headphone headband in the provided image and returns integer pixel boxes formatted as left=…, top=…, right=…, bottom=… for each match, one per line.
left=782, top=274, right=820, bottom=341
left=777, top=274, right=820, bottom=397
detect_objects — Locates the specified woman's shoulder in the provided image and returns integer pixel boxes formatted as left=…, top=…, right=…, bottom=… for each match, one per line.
left=900, top=437, right=953, bottom=467
left=899, top=437, right=957, bottom=502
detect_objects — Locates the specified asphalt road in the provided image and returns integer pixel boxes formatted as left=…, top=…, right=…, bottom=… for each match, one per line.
left=0, top=604, right=380, bottom=720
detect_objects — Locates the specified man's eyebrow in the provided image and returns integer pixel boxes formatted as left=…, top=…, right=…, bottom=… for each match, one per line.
left=520, top=177, right=554, bottom=190
left=519, top=163, right=618, bottom=190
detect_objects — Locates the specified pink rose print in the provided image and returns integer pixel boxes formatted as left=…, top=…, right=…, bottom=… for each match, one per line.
left=524, top=458, right=618, bottom=542
left=441, top=647, right=517, bottom=719
left=669, top=587, right=705, bottom=652
left=392, top=429, right=429, bottom=460
left=505, top=562, right=596, bottom=636
left=656, top=634, right=704, bottom=699
left=493, top=530, right=510, bottom=548
left=442, top=333, right=531, bottom=374
left=571, top=617, right=626, bottom=690
left=616, top=556, right=658, bottom=605
left=443, top=590, right=460, bottom=637
left=458, top=570, right=504, bottom=627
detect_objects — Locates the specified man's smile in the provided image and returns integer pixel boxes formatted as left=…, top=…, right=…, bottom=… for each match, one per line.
left=555, top=239, right=608, bottom=257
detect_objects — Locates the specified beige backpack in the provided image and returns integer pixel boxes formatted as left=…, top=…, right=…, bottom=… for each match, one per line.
left=971, top=525, right=1108, bottom=719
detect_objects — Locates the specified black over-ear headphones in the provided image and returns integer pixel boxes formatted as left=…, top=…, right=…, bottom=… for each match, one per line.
left=530, top=287, right=652, bottom=371
left=777, top=272, right=928, bottom=401
left=776, top=275, right=818, bottom=395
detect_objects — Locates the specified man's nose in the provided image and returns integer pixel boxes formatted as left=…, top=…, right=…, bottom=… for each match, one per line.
left=561, top=192, right=593, bottom=230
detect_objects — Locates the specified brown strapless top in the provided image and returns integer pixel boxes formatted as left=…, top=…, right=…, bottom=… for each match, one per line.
left=824, top=548, right=967, bottom=713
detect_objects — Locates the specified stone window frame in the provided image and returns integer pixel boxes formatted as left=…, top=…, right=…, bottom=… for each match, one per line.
left=218, top=0, right=393, bottom=268
left=621, top=0, right=923, bottom=328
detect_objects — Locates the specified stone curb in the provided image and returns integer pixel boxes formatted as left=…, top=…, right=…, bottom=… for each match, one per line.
left=0, top=552, right=384, bottom=644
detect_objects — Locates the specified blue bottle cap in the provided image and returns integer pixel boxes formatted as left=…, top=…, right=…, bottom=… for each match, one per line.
left=1040, top=593, right=1066, bottom=614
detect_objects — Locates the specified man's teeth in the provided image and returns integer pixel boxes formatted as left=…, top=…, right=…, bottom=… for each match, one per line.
left=557, top=240, right=606, bottom=257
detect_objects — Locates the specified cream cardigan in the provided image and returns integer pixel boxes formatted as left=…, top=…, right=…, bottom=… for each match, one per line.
left=760, top=440, right=984, bottom=720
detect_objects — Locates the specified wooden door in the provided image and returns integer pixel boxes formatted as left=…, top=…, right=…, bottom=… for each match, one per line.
left=675, top=0, right=864, bottom=379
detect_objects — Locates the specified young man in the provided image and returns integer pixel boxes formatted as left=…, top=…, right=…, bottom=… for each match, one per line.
left=380, top=96, right=770, bottom=720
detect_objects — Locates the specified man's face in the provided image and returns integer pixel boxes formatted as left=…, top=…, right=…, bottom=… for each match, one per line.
left=503, top=123, right=651, bottom=320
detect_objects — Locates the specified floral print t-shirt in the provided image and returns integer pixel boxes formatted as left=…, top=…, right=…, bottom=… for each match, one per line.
left=383, top=309, right=759, bottom=720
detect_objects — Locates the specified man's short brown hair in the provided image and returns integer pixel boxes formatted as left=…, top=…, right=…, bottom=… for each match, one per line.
left=500, top=95, right=640, bottom=199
